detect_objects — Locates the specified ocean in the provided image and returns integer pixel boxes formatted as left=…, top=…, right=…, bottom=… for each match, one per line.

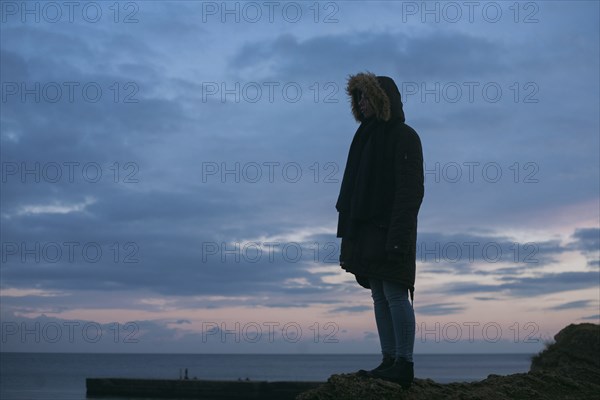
left=0, top=353, right=534, bottom=399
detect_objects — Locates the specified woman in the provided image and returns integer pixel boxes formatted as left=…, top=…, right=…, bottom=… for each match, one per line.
left=335, top=72, right=424, bottom=389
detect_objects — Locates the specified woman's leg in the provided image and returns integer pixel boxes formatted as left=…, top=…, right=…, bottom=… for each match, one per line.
left=382, top=280, right=415, bottom=362
left=370, top=280, right=416, bottom=387
left=369, top=277, right=395, bottom=358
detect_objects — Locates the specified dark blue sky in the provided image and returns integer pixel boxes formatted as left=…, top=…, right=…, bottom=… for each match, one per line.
left=1, top=1, right=598, bottom=353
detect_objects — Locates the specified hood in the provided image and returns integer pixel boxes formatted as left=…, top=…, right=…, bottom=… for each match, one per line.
left=346, top=72, right=405, bottom=123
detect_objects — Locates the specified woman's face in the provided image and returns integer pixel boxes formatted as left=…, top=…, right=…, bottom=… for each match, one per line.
left=358, top=91, right=374, bottom=118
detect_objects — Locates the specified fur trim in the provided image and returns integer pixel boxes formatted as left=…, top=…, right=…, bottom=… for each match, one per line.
left=346, top=71, right=391, bottom=122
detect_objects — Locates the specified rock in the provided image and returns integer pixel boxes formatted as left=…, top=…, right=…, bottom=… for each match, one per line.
left=531, top=323, right=599, bottom=375
left=296, top=323, right=600, bottom=400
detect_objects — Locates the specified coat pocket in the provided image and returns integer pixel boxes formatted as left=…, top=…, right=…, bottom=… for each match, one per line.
left=359, top=222, right=388, bottom=261
left=339, top=237, right=354, bottom=266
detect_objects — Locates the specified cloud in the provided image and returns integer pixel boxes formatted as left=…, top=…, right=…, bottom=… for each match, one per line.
left=588, top=260, right=600, bottom=268
left=1, top=224, right=596, bottom=313
left=329, top=305, right=371, bottom=314
left=16, top=197, right=96, bottom=216
left=416, top=303, right=465, bottom=316
left=581, top=315, right=600, bottom=321
left=229, top=31, right=507, bottom=81
left=440, top=271, right=599, bottom=297
left=416, top=231, right=566, bottom=273
left=568, top=228, right=599, bottom=252
left=548, top=300, right=592, bottom=310
left=1, top=1, right=598, bottom=354
left=567, top=227, right=600, bottom=267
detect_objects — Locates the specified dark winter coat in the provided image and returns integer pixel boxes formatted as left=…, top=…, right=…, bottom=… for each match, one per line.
left=335, top=72, right=424, bottom=298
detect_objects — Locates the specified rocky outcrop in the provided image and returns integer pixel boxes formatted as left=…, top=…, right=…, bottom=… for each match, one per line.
left=296, top=323, right=600, bottom=400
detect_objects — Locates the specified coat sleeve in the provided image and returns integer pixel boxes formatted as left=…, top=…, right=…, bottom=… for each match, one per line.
left=385, top=128, right=424, bottom=254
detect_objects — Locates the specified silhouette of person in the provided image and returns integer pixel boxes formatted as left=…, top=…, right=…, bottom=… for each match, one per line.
left=336, top=72, right=424, bottom=389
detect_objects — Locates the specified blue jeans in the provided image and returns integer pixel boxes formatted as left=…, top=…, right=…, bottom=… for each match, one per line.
left=369, top=277, right=415, bottom=362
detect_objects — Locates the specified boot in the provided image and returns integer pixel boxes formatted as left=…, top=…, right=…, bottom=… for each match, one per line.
left=371, top=357, right=414, bottom=389
left=357, top=354, right=395, bottom=377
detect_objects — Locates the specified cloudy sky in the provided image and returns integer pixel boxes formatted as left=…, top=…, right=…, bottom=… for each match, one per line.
left=1, top=1, right=598, bottom=354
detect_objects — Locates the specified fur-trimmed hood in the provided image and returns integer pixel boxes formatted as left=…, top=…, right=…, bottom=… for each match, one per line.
left=346, top=72, right=405, bottom=123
